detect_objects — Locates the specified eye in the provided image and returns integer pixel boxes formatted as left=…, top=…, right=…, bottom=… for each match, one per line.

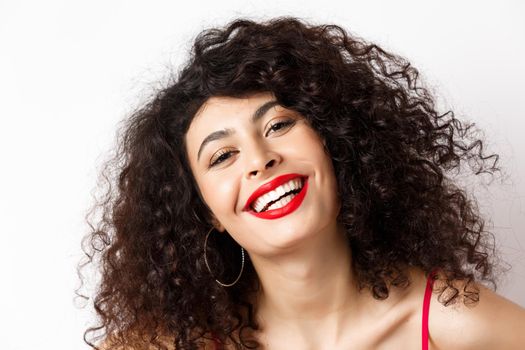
left=265, top=118, right=296, bottom=137
left=209, top=149, right=237, bottom=167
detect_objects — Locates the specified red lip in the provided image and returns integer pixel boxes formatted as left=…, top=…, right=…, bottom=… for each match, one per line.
left=247, top=178, right=308, bottom=219
left=243, top=173, right=307, bottom=212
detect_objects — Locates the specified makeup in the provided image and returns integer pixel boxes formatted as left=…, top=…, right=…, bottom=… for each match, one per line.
left=243, top=174, right=309, bottom=220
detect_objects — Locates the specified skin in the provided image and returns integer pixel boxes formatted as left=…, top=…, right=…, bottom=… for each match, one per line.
left=186, top=92, right=341, bottom=257
left=183, top=92, right=525, bottom=350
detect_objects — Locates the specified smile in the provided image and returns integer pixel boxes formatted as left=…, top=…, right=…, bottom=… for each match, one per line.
left=243, top=173, right=309, bottom=220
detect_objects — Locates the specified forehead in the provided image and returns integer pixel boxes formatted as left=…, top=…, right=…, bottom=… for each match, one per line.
left=193, top=92, right=276, bottom=125
left=185, top=93, right=279, bottom=151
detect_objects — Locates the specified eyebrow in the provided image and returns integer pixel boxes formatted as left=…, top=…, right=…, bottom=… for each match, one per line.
left=196, top=100, right=280, bottom=161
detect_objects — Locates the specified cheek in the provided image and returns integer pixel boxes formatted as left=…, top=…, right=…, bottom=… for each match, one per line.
left=302, top=131, right=339, bottom=198
left=201, top=176, right=238, bottom=215
left=301, top=131, right=332, bottom=168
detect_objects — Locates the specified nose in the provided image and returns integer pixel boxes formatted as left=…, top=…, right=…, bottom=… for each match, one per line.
left=244, top=142, right=282, bottom=179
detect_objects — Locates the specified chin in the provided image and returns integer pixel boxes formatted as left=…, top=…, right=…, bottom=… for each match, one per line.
left=258, top=221, right=322, bottom=255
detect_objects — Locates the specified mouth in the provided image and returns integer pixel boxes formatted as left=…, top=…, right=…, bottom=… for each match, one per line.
left=243, top=173, right=309, bottom=220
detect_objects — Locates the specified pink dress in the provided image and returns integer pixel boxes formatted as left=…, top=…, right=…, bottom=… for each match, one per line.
left=422, top=269, right=437, bottom=350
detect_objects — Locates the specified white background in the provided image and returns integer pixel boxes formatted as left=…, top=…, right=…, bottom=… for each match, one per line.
left=0, top=1, right=523, bottom=349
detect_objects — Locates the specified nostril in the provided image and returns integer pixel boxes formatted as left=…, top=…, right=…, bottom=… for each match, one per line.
left=249, top=158, right=276, bottom=177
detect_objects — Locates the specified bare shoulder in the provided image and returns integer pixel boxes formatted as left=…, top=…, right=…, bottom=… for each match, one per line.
left=427, top=274, right=525, bottom=350
left=97, top=333, right=178, bottom=350
left=96, top=333, right=219, bottom=350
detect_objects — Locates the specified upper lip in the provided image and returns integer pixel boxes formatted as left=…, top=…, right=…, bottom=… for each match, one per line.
left=243, top=173, right=307, bottom=211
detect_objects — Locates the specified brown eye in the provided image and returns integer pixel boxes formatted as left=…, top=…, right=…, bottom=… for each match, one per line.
left=265, top=119, right=296, bottom=137
left=209, top=149, right=237, bottom=167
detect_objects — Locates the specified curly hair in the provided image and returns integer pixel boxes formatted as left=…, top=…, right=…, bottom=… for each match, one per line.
left=80, top=17, right=502, bottom=350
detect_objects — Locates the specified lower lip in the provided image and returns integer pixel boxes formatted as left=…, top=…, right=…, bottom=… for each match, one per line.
left=247, top=177, right=309, bottom=220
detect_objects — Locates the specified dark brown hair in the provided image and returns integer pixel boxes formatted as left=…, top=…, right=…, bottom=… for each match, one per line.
left=80, top=17, right=501, bottom=349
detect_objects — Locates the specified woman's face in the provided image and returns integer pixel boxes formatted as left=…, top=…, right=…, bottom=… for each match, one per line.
left=185, top=92, right=340, bottom=257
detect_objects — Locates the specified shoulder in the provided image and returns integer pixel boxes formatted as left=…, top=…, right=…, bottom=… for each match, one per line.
left=427, top=274, right=525, bottom=350
left=97, top=333, right=177, bottom=350
left=97, top=333, right=219, bottom=350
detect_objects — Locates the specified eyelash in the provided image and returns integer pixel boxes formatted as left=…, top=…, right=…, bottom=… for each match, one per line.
left=265, top=119, right=296, bottom=137
left=209, top=119, right=296, bottom=167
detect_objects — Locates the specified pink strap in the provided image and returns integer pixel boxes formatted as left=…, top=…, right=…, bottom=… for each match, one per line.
left=422, top=270, right=437, bottom=350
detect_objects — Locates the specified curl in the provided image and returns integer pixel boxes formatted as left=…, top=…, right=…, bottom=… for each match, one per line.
left=79, top=17, right=502, bottom=349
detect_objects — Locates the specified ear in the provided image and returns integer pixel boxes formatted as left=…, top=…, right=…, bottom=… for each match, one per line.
left=211, top=215, right=225, bottom=232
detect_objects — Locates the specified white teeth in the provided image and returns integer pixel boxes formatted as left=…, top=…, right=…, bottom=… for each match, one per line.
left=253, top=197, right=264, bottom=212
left=251, top=178, right=304, bottom=213
left=268, top=189, right=280, bottom=202
left=263, top=193, right=273, bottom=203
left=266, top=193, right=297, bottom=211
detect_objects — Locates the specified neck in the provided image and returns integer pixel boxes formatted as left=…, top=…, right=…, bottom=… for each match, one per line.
left=249, top=221, right=361, bottom=338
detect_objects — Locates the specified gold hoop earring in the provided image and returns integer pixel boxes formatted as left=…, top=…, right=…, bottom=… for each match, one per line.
left=203, top=227, right=245, bottom=287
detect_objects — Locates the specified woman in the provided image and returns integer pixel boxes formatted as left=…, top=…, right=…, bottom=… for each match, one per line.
left=83, top=17, right=525, bottom=349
